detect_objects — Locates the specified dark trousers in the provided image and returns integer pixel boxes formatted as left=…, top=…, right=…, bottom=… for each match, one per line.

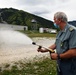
left=57, top=58, right=76, bottom=75
left=57, top=66, right=75, bottom=75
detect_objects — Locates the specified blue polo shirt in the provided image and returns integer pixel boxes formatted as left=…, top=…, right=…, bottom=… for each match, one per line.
left=55, top=24, right=76, bottom=75
left=56, top=24, right=76, bottom=54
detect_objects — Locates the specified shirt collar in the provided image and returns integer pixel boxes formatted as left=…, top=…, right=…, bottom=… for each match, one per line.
left=61, top=24, right=68, bottom=32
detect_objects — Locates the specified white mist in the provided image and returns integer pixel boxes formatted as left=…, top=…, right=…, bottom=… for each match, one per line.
left=0, top=30, right=32, bottom=48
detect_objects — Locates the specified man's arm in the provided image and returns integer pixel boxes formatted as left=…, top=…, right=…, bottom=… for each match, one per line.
left=51, top=48, right=76, bottom=60
left=49, top=44, right=56, bottom=50
left=60, top=48, right=76, bottom=59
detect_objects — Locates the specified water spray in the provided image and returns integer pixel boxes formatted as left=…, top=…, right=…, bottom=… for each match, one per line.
left=32, top=42, right=55, bottom=53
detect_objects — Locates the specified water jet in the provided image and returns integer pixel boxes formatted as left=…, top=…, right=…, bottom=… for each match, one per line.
left=0, top=29, right=33, bottom=49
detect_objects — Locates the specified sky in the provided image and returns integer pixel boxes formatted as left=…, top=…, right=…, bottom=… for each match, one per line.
left=0, top=0, right=76, bottom=21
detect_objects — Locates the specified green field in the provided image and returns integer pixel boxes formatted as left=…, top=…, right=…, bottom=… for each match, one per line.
left=19, top=30, right=57, bottom=37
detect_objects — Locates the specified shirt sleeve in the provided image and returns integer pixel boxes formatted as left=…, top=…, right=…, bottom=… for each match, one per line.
left=69, top=30, right=76, bottom=49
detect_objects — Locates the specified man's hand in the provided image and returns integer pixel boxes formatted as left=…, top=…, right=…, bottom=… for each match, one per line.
left=51, top=53, right=58, bottom=60
left=37, top=48, right=49, bottom=53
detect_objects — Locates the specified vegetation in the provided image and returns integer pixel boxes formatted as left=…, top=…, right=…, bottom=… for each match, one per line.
left=0, top=57, right=57, bottom=75
left=19, top=30, right=57, bottom=37
left=0, top=8, right=54, bottom=30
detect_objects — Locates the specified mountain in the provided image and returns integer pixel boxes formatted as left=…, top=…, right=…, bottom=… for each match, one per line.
left=68, top=21, right=76, bottom=27
left=0, top=8, right=54, bottom=30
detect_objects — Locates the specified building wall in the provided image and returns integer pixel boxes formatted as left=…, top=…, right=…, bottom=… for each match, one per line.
left=0, top=23, right=28, bottom=30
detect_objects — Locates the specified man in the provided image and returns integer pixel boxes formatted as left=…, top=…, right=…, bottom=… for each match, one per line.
left=37, top=12, right=76, bottom=75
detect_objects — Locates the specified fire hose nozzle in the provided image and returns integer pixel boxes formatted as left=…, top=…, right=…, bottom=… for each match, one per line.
left=32, top=42, right=55, bottom=53
left=32, top=42, right=36, bottom=45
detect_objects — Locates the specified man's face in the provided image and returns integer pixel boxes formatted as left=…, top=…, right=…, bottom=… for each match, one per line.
left=53, top=17, right=61, bottom=26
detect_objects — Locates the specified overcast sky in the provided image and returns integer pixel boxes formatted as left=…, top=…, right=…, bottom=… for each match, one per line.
left=0, top=0, right=76, bottom=21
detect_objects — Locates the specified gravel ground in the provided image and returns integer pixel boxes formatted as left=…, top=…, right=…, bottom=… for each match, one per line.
left=0, top=37, right=55, bottom=64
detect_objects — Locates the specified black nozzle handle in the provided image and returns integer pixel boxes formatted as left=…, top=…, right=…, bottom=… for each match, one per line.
left=32, top=42, right=42, bottom=49
left=38, top=46, right=42, bottom=49
left=32, top=42, right=36, bottom=45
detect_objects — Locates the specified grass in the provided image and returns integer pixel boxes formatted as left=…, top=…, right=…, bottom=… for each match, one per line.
left=19, top=30, right=57, bottom=37
left=0, top=57, right=57, bottom=75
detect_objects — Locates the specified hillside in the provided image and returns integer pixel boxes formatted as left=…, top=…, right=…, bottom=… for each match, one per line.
left=68, top=20, right=76, bottom=27
left=0, top=8, right=54, bottom=30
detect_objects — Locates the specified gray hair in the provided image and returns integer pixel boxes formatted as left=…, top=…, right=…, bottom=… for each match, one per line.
left=54, top=12, right=68, bottom=23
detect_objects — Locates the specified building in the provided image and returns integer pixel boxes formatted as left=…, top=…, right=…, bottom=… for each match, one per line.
left=39, top=27, right=57, bottom=33
left=0, top=23, right=28, bottom=30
